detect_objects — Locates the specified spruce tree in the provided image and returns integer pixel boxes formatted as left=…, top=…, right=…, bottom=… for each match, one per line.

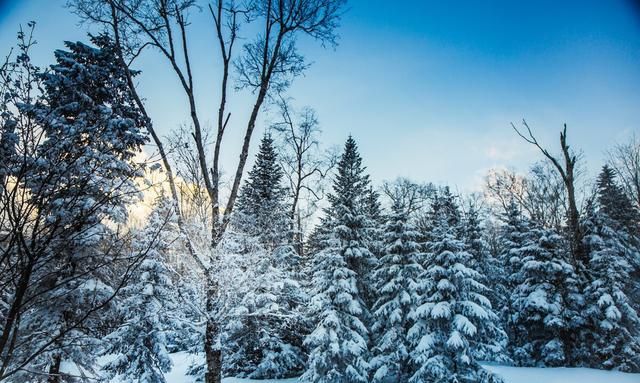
left=225, top=134, right=307, bottom=379
left=496, top=200, right=534, bottom=349
left=580, top=203, right=640, bottom=371
left=303, top=136, right=374, bottom=383
left=409, top=211, right=503, bottom=383
left=102, top=199, right=182, bottom=383
left=370, top=201, right=424, bottom=382
left=462, top=205, right=508, bottom=362
left=234, top=134, right=291, bottom=249
left=509, top=228, right=583, bottom=367
left=302, top=241, right=370, bottom=383
left=596, top=165, right=640, bottom=234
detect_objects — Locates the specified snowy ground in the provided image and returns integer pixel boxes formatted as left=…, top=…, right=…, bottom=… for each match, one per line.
left=164, top=352, right=640, bottom=383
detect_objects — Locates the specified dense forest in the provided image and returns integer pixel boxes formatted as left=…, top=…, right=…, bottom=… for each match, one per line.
left=1, top=1, right=639, bottom=383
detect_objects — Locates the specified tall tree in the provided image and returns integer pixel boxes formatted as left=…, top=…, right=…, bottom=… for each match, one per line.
left=234, top=134, right=291, bottom=250
left=369, top=201, right=424, bottom=382
left=409, top=211, right=503, bottom=383
left=580, top=203, right=640, bottom=372
left=303, top=136, right=375, bottom=383
left=512, top=121, right=585, bottom=265
left=0, top=32, right=149, bottom=381
left=224, top=135, right=307, bottom=379
left=508, top=229, right=583, bottom=367
left=69, top=3, right=348, bottom=380
left=462, top=204, right=508, bottom=362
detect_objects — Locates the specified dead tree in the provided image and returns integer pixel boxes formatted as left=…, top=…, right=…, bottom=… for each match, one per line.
left=512, top=120, right=585, bottom=265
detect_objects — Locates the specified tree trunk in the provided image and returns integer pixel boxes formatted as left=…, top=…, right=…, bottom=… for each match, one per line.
left=47, top=353, right=61, bottom=383
left=204, top=274, right=222, bottom=383
left=0, top=259, right=32, bottom=358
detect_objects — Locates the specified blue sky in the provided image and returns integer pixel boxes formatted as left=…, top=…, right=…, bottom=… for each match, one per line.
left=1, top=0, right=639, bottom=190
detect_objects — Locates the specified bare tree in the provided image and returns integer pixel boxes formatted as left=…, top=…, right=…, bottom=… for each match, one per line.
left=608, top=133, right=640, bottom=211
left=69, top=1, right=347, bottom=381
left=512, top=120, right=585, bottom=264
left=270, top=97, right=337, bottom=254
left=167, top=124, right=215, bottom=226
left=484, top=162, right=566, bottom=231
left=381, top=177, right=435, bottom=217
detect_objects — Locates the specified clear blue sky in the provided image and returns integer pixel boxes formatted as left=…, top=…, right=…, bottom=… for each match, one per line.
left=1, top=0, right=639, bottom=191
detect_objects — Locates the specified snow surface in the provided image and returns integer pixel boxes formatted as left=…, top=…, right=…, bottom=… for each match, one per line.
left=164, top=352, right=640, bottom=383
left=483, top=364, right=640, bottom=383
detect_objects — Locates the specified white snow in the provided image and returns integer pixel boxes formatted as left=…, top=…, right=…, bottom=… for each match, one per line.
left=162, top=353, right=640, bottom=383
left=483, top=364, right=640, bottom=383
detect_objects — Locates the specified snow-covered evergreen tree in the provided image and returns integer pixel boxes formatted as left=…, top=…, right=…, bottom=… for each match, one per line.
left=580, top=203, right=640, bottom=371
left=234, top=134, right=291, bottom=249
left=301, top=239, right=370, bottom=383
left=224, top=134, right=307, bottom=379
left=509, top=228, right=583, bottom=367
left=302, top=136, right=374, bottom=383
left=596, top=165, right=640, bottom=235
left=593, top=166, right=640, bottom=310
left=223, top=239, right=307, bottom=379
left=409, top=211, right=503, bottom=383
left=102, top=198, right=183, bottom=383
left=495, top=201, right=534, bottom=348
left=462, top=204, right=508, bottom=363
left=369, top=201, right=424, bottom=382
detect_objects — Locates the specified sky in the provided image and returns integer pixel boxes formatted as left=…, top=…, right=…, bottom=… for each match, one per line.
left=1, top=0, right=639, bottom=192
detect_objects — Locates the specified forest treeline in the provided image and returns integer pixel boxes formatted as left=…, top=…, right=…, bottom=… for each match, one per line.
left=2, top=1, right=640, bottom=383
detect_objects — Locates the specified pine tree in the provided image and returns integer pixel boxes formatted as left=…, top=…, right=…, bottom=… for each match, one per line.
left=495, top=200, right=534, bottom=349
left=301, top=241, right=370, bottom=383
left=596, top=165, right=640, bottom=234
left=303, top=136, right=374, bottom=383
left=234, top=134, right=291, bottom=250
left=509, top=228, right=583, bottom=367
left=102, top=199, right=182, bottom=383
left=369, top=202, right=424, bottom=382
left=326, top=136, right=377, bottom=304
left=409, top=212, right=503, bottom=383
left=223, top=241, right=307, bottom=379
left=580, top=203, right=640, bottom=371
left=462, top=205, right=508, bottom=363
left=225, top=134, right=307, bottom=378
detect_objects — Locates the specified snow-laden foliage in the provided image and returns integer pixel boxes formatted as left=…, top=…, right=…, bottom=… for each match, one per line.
left=508, top=229, right=583, bottom=367
left=302, top=137, right=375, bottom=383
left=1, top=33, right=148, bottom=382
left=409, top=211, right=500, bottom=383
left=369, top=202, right=425, bottom=382
left=409, top=210, right=504, bottom=383
left=577, top=168, right=640, bottom=372
left=102, top=198, right=187, bottom=383
left=462, top=205, right=509, bottom=363
left=301, top=240, right=370, bottom=383
left=234, top=134, right=292, bottom=250
left=224, top=135, right=307, bottom=379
